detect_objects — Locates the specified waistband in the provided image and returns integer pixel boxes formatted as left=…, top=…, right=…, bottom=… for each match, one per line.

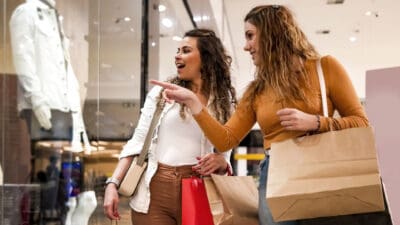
left=158, top=162, right=194, bottom=174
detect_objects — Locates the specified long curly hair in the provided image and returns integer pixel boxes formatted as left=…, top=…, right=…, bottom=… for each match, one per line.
left=243, top=5, right=319, bottom=107
left=160, top=28, right=237, bottom=123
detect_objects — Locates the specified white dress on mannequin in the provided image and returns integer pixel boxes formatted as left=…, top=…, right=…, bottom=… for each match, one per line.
left=71, top=190, right=97, bottom=225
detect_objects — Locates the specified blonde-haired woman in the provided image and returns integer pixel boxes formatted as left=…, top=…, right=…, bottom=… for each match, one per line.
left=152, top=5, right=369, bottom=225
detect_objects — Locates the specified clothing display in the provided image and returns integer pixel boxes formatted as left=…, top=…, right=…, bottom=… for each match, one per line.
left=9, top=0, right=90, bottom=151
left=70, top=191, right=97, bottom=225
left=119, top=85, right=232, bottom=213
left=65, top=197, right=77, bottom=225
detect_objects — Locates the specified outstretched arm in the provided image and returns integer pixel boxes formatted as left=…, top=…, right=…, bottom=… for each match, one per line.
left=150, top=80, right=203, bottom=114
left=150, top=80, right=257, bottom=152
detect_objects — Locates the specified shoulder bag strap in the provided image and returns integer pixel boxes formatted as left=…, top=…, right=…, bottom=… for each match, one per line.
left=135, top=99, right=165, bottom=166
left=316, top=59, right=328, bottom=117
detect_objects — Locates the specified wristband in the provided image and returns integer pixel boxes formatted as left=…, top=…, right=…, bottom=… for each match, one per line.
left=315, top=115, right=321, bottom=131
left=105, top=177, right=120, bottom=188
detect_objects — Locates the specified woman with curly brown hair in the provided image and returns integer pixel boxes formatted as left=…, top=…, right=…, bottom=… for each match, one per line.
left=103, top=28, right=237, bottom=225
left=151, top=5, right=369, bottom=225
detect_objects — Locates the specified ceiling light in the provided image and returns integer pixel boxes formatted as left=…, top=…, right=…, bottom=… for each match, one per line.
left=349, top=36, right=357, bottom=42
left=316, top=29, right=330, bottom=34
left=327, top=0, right=344, bottom=4
left=158, top=4, right=166, bottom=12
left=172, top=36, right=182, bottom=41
left=202, top=15, right=210, bottom=21
left=151, top=42, right=157, bottom=47
left=124, top=17, right=131, bottom=22
left=162, top=18, right=173, bottom=28
left=365, top=11, right=379, bottom=17
left=193, top=16, right=202, bottom=22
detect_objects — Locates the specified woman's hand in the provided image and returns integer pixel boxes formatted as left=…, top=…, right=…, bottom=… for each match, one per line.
left=193, top=153, right=228, bottom=176
left=103, top=183, right=121, bottom=220
left=150, top=80, right=203, bottom=114
left=277, top=108, right=319, bottom=132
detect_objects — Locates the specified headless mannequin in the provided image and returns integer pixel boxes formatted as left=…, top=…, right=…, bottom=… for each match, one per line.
left=70, top=190, right=97, bottom=225
left=65, top=197, right=76, bottom=225
left=9, top=0, right=90, bottom=152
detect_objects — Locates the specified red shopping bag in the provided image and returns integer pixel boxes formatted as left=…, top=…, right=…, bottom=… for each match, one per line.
left=182, top=176, right=214, bottom=225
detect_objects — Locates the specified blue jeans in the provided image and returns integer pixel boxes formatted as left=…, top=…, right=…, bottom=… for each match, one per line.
left=259, top=156, right=298, bottom=225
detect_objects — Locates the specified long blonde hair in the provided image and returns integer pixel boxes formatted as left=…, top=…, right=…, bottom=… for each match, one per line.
left=243, top=5, right=319, bottom=107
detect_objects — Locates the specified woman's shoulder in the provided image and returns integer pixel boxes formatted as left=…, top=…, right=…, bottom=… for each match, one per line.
left=147, top=85, right=164, bottom=98
left=320, top=55, right=343, bottom=69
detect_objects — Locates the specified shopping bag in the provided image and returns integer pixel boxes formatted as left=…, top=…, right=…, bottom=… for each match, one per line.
left=204, top=174, right=259, bottom=225
left=182, top=176, right=214, bottom=225
left=267, top=126, right=385, bottom=221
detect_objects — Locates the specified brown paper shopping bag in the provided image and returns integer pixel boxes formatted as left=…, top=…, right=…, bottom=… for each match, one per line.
left=204, top=174, right=259, bottom=225
left=267, top=127, right=385, bottom=222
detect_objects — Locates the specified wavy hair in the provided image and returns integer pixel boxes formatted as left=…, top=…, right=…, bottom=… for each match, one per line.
left=160, top=28, right=237, bottom=123
left=243, top=5, right=319, bottom=107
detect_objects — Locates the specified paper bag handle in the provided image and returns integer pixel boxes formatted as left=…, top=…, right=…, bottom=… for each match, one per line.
left=317, top=59, right=328, bottom=117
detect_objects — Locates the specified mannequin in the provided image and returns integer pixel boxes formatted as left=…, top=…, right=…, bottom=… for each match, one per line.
left=65, top=196, right=77, bottom=225
left=9, top=0, right=90, bottom=152
left=70, top=190, right=97, bottom=225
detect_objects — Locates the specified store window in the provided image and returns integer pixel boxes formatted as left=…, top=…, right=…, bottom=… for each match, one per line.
left=0, top=0, right=146, bottom=224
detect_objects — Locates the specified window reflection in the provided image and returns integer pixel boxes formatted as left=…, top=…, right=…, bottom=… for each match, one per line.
left=2, top=0, right=143, bottom=224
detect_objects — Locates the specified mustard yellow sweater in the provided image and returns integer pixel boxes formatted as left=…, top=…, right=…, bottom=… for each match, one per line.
left=194, top=55, right=369, bottom=151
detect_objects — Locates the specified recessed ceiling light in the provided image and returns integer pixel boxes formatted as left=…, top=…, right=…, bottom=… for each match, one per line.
left=316, top=29, right=330, bottom=34
left=172, top=36, right=182, bottom=41
left=202, top=15, right=210, bottom=21
left=193, top=16, right=202, bottom=22
left=124, top=17, right=131, bottom=22
left=158, top=4, right=166, bottom=12
left=349, top=36, right=357, bottom=42
left=162, top=18, right=173, bottom=28
left=365, top=11, right=372, bottom=16
left=327, top=0, right=344, bottom=4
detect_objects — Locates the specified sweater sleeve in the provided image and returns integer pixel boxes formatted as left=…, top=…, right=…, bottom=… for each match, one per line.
left=319, top=55, right=369, bottom=131
left=194, top=99, right=257, bottom=152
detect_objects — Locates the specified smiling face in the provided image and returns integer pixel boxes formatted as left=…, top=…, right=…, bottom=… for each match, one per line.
left=243, top=21, right=260, bottom=66
left=175, top=37, right=202, bottom=82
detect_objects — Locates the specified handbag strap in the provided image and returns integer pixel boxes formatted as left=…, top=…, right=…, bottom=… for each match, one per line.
left=135, top=99, right=165, bottom=166
left=316, top=59, right=328, bottom=117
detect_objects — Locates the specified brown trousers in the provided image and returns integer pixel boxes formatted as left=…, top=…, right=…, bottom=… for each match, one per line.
left=131, top=163, right=194, bottom=225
